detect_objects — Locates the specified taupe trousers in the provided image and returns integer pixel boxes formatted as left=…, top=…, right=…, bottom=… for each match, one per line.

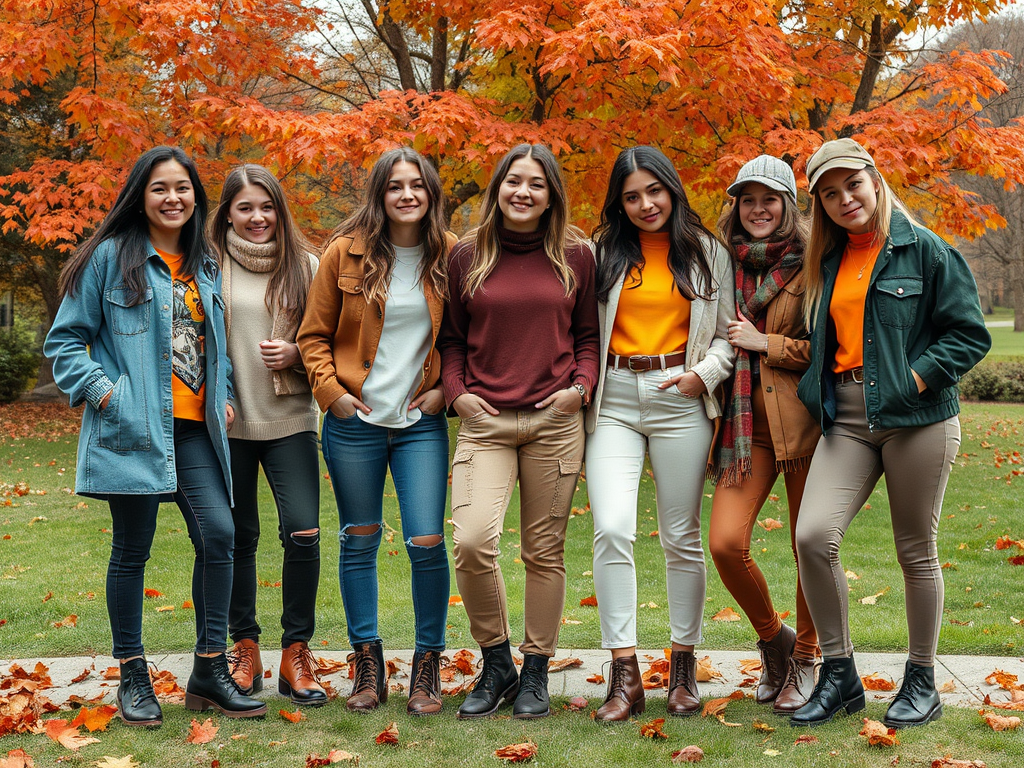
left=450, top=407, right=584, bottom=657
left=795, top=379, right=960, bottom=665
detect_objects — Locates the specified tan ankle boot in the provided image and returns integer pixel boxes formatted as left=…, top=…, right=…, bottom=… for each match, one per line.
left=279, top=642, right=327, bottom=707
left=594, top=655, right=645, bottom=722
left=227, top=639, right=263, bottom=695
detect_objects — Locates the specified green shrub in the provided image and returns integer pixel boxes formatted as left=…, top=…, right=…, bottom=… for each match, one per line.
left=960, top=358, right=1024, bottom=402
left=0, top=326, right=39, bottom=403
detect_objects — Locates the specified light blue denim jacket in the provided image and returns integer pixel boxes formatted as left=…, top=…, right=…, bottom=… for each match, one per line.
left=44, top=239, right=233, bottom=501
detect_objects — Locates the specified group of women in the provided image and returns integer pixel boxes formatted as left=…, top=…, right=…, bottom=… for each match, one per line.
left=45, top=136, right=990, bottom=732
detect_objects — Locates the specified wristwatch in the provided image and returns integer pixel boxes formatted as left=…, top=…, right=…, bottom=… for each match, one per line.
left=572, top=382, right=587, bottom=404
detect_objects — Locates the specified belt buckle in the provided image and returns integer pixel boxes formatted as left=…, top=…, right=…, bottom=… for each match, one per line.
left=627, top=355, right=648, bottom=372
left=852, top=368, right=864, bottom=383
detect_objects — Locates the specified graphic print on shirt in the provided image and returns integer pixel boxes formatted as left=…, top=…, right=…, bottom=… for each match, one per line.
left=172, top=277, right=206, bottom=394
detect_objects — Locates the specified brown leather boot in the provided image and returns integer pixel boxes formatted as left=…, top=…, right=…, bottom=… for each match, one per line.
left=407, top=650, right=442, bottom=716
left=279, top=642, right=327, bottom=707
left=667, top=650, right=700, bottom=716
left=228, top=638, right=263, bottom=695
left=773, top=656, right=819, bottom=714
left=346, top=640, right=387, bottom=712
left=594, top=655, right=645, bottom=722
left=756, top=623, right=797, bottom=703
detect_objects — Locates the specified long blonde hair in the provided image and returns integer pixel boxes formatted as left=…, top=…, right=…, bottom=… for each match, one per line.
left=802, top=166, right=916, bottom=329
left=462, top=144, right=583, bottom=298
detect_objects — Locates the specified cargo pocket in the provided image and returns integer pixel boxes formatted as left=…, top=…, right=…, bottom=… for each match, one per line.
left=450, top=448, right=474, bottom=513
left=550, top=458, right=582, bottom=518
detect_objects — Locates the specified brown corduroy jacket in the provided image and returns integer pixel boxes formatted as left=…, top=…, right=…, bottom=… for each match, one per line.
left=297, top=231, right=456, bottom=412
left=755, top=270, right=821, bottom=470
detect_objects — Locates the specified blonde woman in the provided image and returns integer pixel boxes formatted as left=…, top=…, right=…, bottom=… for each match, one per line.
left=792, top=139, right=990, bottom=728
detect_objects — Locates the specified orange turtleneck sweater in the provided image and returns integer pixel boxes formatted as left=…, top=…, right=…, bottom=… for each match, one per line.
left=609, top=230, right=691, bottom=357
left=830, top=230, right=882, bottom=373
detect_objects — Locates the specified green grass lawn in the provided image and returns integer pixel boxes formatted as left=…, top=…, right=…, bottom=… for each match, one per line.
left=2, top=402, right=1024, bottom=766
left=983, top=306, right=1024, bottom=360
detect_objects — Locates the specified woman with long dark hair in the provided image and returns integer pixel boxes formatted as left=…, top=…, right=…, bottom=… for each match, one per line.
left=45, top=146, right=266, bottom=726
left=792, top=139, right=990, bottom=728
left=209, top=165, right=324, bottom=706
left=586, top=145, right=735, bottom=722
left=297, top=147, right=455, bottom=716
left=439, top=143, right=600, bottom=720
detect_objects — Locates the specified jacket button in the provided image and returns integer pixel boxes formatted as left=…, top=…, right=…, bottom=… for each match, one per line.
left=869, top=381, right=876, bottom=386
left=897, top=287, right=904, bottom=295
left=162, top=353, right=169, bottom=360
left=163, top=305, right=169, bottom=311
left=363, top=360, right=371, bottom=369
left=867, top=338, right=873, bottom=344
left=765, top=386, right=773, bottom=393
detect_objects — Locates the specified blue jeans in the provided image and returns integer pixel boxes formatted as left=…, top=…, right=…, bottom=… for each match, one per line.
left=321, top=411, right=450, bottom=652
left=107, top=418, right=235, bottom=658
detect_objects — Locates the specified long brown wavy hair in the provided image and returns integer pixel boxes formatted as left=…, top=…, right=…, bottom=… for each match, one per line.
left=462, top=143, right=583, bottom=298
left=331, top=147, right=449, bottom=303
left=209, top=164, right=315, bottom=322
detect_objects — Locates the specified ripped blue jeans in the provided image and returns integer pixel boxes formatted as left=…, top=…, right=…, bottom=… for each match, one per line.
left=321, top=410, right=450, bottom=651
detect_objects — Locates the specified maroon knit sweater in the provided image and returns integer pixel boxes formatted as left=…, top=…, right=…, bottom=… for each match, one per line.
left=439, top=226, right=600, bottom=412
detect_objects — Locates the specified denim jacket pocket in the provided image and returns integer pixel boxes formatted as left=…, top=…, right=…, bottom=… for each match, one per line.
left=98, top=374, right=152, bottom=452
left=105, top=286, right=153, bottom=335
left=875, top=277, right=922, bottom=329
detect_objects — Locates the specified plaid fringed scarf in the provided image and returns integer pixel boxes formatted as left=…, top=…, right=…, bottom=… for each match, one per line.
left=711, top=239, right=804, bottom=486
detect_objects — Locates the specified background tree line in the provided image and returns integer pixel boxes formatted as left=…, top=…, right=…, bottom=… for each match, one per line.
left=1, top=0, right=1023, bottom=390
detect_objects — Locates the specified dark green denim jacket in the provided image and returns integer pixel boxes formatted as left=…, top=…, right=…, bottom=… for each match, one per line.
left=798, top=210, right=991, bottom=434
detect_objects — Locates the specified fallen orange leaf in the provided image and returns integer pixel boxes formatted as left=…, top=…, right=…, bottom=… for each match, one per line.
left=931, top=757, right=987, bottom=768
left=794, top=734, right=819, bottom=744
left=701, top=690, right=744, bottom=718
left=859, top=718, right=900, bottom=747
left=979, top=709, right=1020, bottom=731
left=280, top=708, right=304, bottom=723
left=448, top=595, right=462, bottom=605
left=186, top=717, right=218, bottom=744
left=493, top=741, right=538, bottom=763
left=984, top=669, right=1019, bottom=690
left=43, top=719, right=99, bottom=750
left=143, top=588, right=163, bottom=598
left=52, top=614, right=77, bottom=628
left=757, top=517, right=783, bottom=531
left=452, top=649, right=475, bottom=676
left=566, top=696, right=588, bottom=711
left=695, top=655, right=722, bottom=682
left=861, top=673, right=896, bottom=691
left=579, top=594, right=598, bottom=607
left=711, top=607, right=741, bottom=622
left=548, top=657, right=582, bottom=673
left=69, top=704, right=117, bottom=732
left=671, top=746, right=704, bottom=763
left=586, top=674, right=605, bottom=684
left=375, top=721, right=399, bottom=746
left=983, top=689, right=1024, bottom=710
left=0, top=749, right=34, bottom=768
left=41, top=591, right=52, bottom=603
left=639, top=717, right=669, bottom=739
left=752, top=719, right=775, bottom=732
left=155, top=605, right=174, bottom=612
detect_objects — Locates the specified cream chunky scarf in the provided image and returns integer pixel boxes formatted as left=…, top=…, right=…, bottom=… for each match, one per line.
left=223, top=229, right=309, bottom=396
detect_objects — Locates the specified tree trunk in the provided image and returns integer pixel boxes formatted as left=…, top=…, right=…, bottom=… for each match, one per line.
left=1012, top=258, right=1024, bottom=332
left=431, top=17, right=448, bottom=92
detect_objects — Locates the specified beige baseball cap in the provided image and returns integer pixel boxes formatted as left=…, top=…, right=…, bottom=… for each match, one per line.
left=806, top=138, right=875, bottom=192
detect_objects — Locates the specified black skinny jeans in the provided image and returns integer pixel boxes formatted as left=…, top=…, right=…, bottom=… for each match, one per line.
left=228, top=431, right=321, bottom=647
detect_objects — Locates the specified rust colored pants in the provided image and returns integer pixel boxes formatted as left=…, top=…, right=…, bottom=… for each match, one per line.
left=709, top=385, right=818, bottom=659
left=450, top=407, right=584, bottom=657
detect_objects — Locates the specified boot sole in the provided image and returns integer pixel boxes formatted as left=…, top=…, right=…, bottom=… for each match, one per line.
left=185, top=692, right=268, bottom=718
left=117, top=710, right=162, bottom=729
left=883, top=702, right=942, bottom=729
left=456, top=682, right=520, bottom=719
left=789, top=693, right=865, bottom=727
left=278, top=678, right=327, bottom=707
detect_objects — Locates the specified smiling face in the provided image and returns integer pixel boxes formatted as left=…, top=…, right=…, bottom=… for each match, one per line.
left=816, top=168, right=879, bottom=234
left=621, top=168, right=673, bottom=233
left=384, top=160, right=430, bottom=227
left=497, top=155, right=550, bottom=233
left=144, top=160, right=195, bottom=241
left=736, top=182, right=785, bottom=241
left=228, top=183, right=277, bottom=244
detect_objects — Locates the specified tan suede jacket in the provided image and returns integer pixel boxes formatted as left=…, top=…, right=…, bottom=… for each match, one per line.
left=754, top=270, right=820, bottom=469
left=297, top=232, right=456, bottom=412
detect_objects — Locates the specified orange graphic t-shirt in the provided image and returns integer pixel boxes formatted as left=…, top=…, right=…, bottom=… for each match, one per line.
left=156, top=248, right=206, bottom=421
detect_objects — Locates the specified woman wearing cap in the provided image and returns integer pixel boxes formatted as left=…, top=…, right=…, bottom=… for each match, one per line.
left=586, top=146, right=735, bottom=722
left=708, top=155, right=820, bottom=716
left=791, top=139, right=990, bottom=728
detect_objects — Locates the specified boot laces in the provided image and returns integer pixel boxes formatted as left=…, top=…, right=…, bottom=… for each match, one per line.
left=294, top=644, right=319, bottom=680
left=892, top=668, right=930, bottom=705
left=671, top=655, right=692, bottom=691
left=410, top=653, right=438, bottom=698
left=608, top=658, right=631, bottom=698
left=352, top=648, right=380, bottom=693
left=123, top=663, right=158, bottom=707
left=518, top=664, right=545, bottom=697
left=227, top=646, right=255, bottom=679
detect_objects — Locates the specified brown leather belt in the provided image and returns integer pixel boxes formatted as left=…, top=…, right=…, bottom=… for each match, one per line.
left=607, top=351, right=686, bottom=372
left=836, top=366, right=864, bottom=384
